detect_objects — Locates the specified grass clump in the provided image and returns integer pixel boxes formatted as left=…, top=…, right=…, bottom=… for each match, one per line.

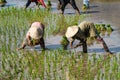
left=106, top=24, right=114, bottom=32
left=95, top=23, right=114, bottom=36
left=47, top=0, right=52, bottom=11
left=60, top=35, right=69, bottom=50
left=1, top=51, right=44, bottom=80
left=95, top=23, right=114, bottom=32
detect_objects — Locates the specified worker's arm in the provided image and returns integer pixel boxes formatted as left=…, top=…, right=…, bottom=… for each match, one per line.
left=97, top=35, right=112, bottom=54
left=74, top=41, right=83, bottom=48
left=69, top=38, right=75, bottom=48
left=17, top=41, right=26, bottom=50
left=98, top=37, right=110, bottom=52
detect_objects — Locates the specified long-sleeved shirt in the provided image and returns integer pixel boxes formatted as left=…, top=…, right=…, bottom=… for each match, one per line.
left=70, top=21, right=98, bottom=45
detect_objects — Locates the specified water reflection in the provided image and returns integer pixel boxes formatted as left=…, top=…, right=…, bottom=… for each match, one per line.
left=82, top=10, right=100, bottom=14
left=89, top=46, right=120, bottom=53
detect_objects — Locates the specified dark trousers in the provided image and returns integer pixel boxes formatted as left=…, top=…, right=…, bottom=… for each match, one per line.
left=25, top=0, right=38, bottom=8
left=81, top=39, right=87, bottom=53
left=58, top=0, right=80, bottom=14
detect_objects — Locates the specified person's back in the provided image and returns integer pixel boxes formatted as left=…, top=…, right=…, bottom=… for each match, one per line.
left=78, top=21, right=98, bottom=38
left=27, top=22, right=44, bottom=40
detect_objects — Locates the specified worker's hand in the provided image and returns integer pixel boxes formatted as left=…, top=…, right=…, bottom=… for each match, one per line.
left=97, top=37, right=103, bottom=42
left=70, top=45, right=73, bottom=49
left=28, top=41, right=31, bottom=46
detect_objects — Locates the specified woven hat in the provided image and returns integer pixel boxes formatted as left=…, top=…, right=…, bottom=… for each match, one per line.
left=65, top=26, right=79, bottom=38
left=27, top=22, right=44, bottom=39
left=78, top=21, right=88, bottom=28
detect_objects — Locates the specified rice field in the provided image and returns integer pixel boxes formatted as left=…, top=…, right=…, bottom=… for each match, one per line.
left=0, top=7, right=120, bottom=80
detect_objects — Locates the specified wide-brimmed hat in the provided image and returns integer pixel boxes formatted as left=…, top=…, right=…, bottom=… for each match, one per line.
left=27, top=22, right=44, bottom=39
left=78, top=21, right=88, bottom=28
left=65, top=26, right=79, bottom=38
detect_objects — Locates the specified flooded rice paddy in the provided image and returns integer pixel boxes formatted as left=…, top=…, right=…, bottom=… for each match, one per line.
left=0, top=0, right=120, bottom=80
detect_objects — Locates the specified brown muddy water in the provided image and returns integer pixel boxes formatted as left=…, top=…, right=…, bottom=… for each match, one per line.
left=0, top=0, right=120, bottom=53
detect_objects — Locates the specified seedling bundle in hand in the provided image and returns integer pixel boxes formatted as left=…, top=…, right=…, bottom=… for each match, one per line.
left=60, top=35, right=69, bottom=50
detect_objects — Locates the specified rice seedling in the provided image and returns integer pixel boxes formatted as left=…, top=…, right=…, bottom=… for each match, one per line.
left=95, top=23, right=114, bottom=37
left=47, top=0, right=52, bottom=11
left=60, top=35, right=69, bottom=50
left=82, top=4, right=88, bottom=13
left=101, top=24, right=106, bottom=31
left=106, top=24, right=114, bottom=32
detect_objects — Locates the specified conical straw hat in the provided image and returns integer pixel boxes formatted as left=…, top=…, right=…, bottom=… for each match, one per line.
left=27, top=22, right=44, bottom=39
left=78, top=21, right=88, bottom=28
left=65, top=26, right=79, bottom=38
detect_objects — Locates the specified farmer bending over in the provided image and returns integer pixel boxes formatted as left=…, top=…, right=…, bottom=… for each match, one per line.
left=25, top=0, right=46, bottom=9
left=17, top=22, right=45, bottom=50
left=57, top=0, right=80, bottom=15
left=65, top=21, right=112, bottom=54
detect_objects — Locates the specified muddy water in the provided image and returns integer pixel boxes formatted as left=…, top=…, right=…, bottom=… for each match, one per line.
left=0, top=0, right=120, bottom=53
